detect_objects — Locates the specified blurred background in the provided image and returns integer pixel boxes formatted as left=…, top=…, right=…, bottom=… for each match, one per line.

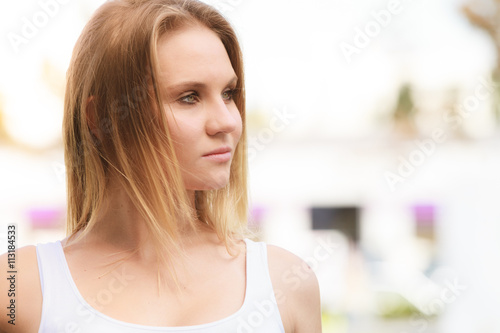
left=1, top=0, right=500, bottom=331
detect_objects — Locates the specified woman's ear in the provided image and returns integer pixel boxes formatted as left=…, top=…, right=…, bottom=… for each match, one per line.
left=86, top=96, right=101, bottom=141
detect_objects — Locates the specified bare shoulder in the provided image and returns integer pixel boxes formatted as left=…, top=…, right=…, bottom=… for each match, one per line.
left=266, top=244, right=322, bottom=333
left=0, top=245, right=42, bottom=333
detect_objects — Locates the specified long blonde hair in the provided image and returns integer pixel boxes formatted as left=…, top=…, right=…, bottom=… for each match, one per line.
left=63, top=0, right=249, bottom=261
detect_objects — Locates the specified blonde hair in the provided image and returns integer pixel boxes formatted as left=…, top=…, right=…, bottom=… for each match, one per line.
left=63, top=0, right=249, bottom=263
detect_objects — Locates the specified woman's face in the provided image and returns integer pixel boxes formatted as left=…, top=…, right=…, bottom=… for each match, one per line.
left=157, top=24, right=242, bottom=190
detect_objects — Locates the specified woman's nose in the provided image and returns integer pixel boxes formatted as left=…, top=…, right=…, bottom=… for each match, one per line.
left=205, top=98, right=240, bottom=136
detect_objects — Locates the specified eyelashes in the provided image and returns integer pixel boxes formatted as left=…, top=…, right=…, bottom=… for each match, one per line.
left=221, top=88, right=236, bottom=101
left=177, top=88, right=238, bottom=105
left=179, top=92, right=198, bottom=104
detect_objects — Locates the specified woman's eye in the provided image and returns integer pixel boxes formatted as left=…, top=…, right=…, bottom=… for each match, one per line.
left=222, top=89, right=236, bottom=102
left=179, top=93, right=198, bottom=104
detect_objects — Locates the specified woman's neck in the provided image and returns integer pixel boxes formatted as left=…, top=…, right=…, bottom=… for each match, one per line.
left=65, top=184, right=211, bottom=262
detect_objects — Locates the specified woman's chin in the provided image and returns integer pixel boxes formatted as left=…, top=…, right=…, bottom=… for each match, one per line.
left=187, top=177, right=230, bottom=191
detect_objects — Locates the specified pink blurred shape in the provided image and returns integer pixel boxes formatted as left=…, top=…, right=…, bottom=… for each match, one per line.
left=27, top=206, right=64, bottom=229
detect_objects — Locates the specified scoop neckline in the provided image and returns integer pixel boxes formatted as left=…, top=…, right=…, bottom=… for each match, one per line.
left=54, top=238, right=252, bottom=331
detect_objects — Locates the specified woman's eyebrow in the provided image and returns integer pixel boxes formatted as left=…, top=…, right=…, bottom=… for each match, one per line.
left=166, top=76, right=238, bottom=92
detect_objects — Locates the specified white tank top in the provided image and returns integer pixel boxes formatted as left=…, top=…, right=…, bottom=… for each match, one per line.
left=36, top=238, right=285, bottom=333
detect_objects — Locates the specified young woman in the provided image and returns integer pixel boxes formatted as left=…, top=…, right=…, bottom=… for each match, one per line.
left=0, top=0, right=321, bottom=331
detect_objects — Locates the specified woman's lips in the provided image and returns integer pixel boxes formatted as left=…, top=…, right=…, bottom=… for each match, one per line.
left=202, top=151, right=232, bottom=162
left=202, top=147, right=232, bottom=162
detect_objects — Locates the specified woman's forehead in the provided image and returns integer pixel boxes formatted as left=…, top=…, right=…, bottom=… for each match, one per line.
left=156, top=25, right=235, bottom=87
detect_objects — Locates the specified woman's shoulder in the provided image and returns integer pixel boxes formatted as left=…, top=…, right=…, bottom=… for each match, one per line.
left=265, top=243, right=320, bottom=300
left=265, top=243, right=323, bottom=333
left=0, top=245, right=43, bottom=333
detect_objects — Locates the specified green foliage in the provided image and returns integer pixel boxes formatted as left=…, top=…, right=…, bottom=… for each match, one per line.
left=375, top=291, right=425, bottom=319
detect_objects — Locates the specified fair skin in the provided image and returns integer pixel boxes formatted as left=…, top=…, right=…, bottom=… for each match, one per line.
left=0, top=24, right=321, bottom=332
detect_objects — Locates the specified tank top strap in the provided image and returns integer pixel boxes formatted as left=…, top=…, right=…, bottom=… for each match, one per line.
left=36, top=241, right=64, bottom=296
left=243, top=238, right=284, bottom=326
left=36, top=240, right=75, bottom=330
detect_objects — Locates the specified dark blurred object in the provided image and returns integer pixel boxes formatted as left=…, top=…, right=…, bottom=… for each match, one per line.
left=392, top=84, right=418, bottom=139
left=311, top=206, right=360, bottom=242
